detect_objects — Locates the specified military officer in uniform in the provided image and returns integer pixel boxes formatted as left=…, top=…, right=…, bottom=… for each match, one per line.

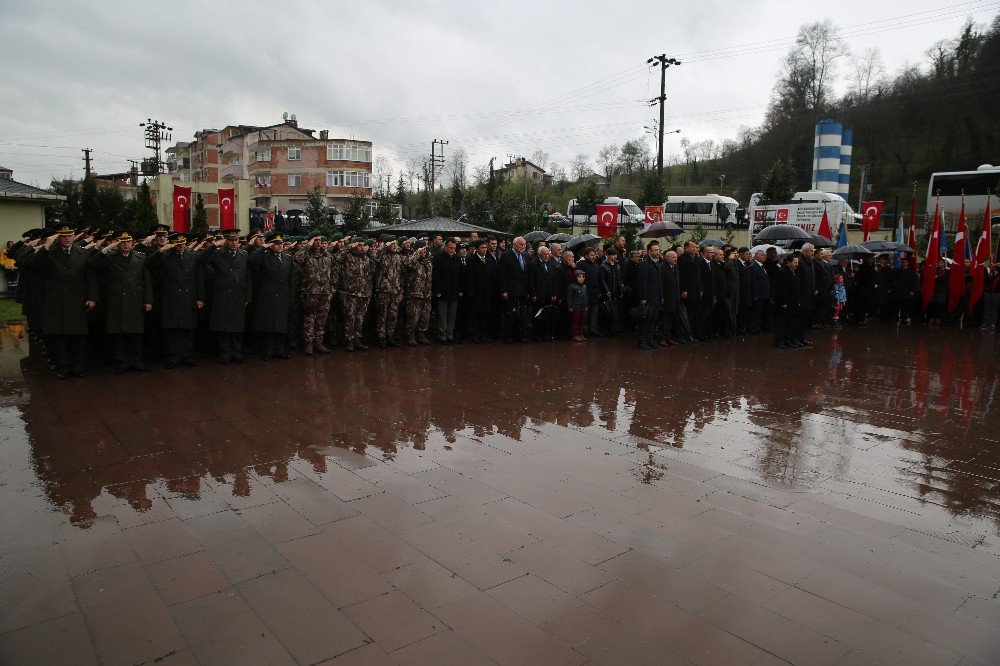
left=146, top=232, right=203, bottom=367
left=404, top=240, right=433, bottom=345
left=89, top=230, right=154, bottom=373
left=373, top=235, right=405, bottom=348
left=337, top=238, right=373, bottom=352
left=199, top=228, right=251, bottom=364
left=295, top=230, right=335, bottom=355
left=26, top=225, right=98, bottom=378
left=248, top=231, right=294, bottom=360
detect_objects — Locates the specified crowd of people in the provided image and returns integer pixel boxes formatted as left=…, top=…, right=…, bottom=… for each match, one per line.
left=6, top=223, right=1000, bottom=379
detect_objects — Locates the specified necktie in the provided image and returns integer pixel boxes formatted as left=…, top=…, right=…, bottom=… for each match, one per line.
left=517, top=253, right=524, bottom=270
left=543, top=263, right=548, bottom=273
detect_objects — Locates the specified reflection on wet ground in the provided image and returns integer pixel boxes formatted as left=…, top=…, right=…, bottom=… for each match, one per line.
left=1, top=324, right=999, bottom=664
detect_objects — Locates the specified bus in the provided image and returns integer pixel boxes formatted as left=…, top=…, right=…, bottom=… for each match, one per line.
left=566, top=196, right=645, bottom=226
left=927, top=165, right=1000, bottom=225
left=662, top=194, right=740, bottom=228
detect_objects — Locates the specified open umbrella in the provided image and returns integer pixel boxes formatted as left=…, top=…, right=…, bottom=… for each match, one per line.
left=862, top=240, right=914, bottom=253
left=753, top=224, right=811, bottom=242
left=286, top=208, right=304, bottom=216
left=545, top=232, right=572, bottom=243
left=832, top=244, right=874, bottom=260
left=699, top=238, right=725, bottom=248
left=523, top=230, right=549, bottom=242
left=565, top=233, right=600, bottom=251
left=749, top=243, right=786, bottom=256
left=787, top=233, right=835, bottom=249
left=639, top=220, right=684, bottom=238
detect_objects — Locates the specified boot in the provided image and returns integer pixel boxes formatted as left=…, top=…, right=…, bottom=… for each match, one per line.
left=314, top=343, right=330, bottom=354
left=345, top=341, right=354, bottom=352
left=407, top=335, right=417, bottom=346
left=378, top=337, right=388, bottom=349
left=417, top=332, right=431, bottom=345
left=387, top=338, right=399, bottom=348
left=355, top=338, right=368, bottom=351
left=303, top=341, right=313, bottom=356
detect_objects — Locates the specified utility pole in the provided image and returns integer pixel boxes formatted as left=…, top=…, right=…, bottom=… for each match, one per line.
left=139, top=118, right=172, bottom=175
left=82, top=148, right=92, bottom=178
left=647, top=54, right=681, bottom=176
left=430, top=139, right=448, bottom=209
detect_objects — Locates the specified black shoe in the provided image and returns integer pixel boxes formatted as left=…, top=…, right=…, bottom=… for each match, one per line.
left=57, top=371, right=69, bottom=380
left=777, top=342, right=789, bottom=349
left=72, top=371, right=85, bottom=379
left=639, top=342, right=653, bottom=350
left=650, top=342, right=663, bottom=349
left=131, top=364, right=150, bottom=372
left=451, top=338, right=463, bottom=344
left=261, top=353, right=272, bottom=361
left=233, top=356, right=246, bottom=364
left=276, top=351, right=290, bottom=359
left=799, top=341, right=813, bottom=347
left=220, top=356, right=231, bottom=365
left=355, top=340, right=368, bottom=351
left=166, top=361, right=178, bottom=369
left=115, top=364, right=129, bottom=375
left=181, top=358, right=196, bottom=366
left=378, top=338, right=388, bottom=349
left=387, top=338, right=399, bottom=348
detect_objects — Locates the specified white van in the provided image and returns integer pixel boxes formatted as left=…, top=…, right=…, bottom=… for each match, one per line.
left=662, top=194, right=740, bottom=228
left=567, top=196, right=645, bottom=226
left=747, top=190, right=859, bottom=236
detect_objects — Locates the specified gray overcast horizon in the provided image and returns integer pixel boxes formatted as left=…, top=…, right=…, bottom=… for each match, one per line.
left=0, top=0, right=995, bottom=188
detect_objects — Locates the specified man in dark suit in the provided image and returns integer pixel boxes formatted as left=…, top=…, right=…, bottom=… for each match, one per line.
left=698, top=246, right=716, bottom=339
left=774, top=254, right=801, bottom=348
left=467, top=240, right=497, bottom=342
left=677, top=240, right=702, bottom=338
left=498, top=236, right=530, bottom=342
left=659, top=249, right=683, bottom=344
left=432, top=239, right=462, bottom=343
left=486, top=237, right=503, bottom=337
left=796, top=244, right=817, bottom=346
left=748, top=250, right=771, bottom=334
left=199, top=228, right=252, bottom=364
left=736, top=247, right=752, bottom=334
left=637, top=241, right=664, bottom=350
left=528, top=246, right=562, bottom=340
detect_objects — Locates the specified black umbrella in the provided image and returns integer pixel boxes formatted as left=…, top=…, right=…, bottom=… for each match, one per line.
left=565, top=233, right=600, bottom=251
left=862, top=240, right=914, bottom=253
left=754, top=224, right=811, bottom=242
left=545, top=232, right=572, bottom=243
left=640, top=220, right=684, bottom=238
left=523, top=230, right=549, bottom=242
left=832, top=244, right=874, bottom=260
left=787, top=233, right=836, bottom=249
left=699, top=238, right=725, bottom=248
left=286, top=208, right=304, bottom=216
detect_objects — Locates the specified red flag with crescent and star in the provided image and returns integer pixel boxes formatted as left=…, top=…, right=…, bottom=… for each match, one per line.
left=861, top=201, right=883, bottom=242
left=921, top=203, right=941, bottom=309
left=596, top=204, right=618, bottom=238
left=644, top=205, right=662, bottom=224
left=947, top=199, right=968, bottom=312
left=968, top=198, right=992, bottom=315
left=817, top=208, right=832, bottom=240
left=218, top=188, right=236, bottom=229
left=173, top=185, right=192, bottom=232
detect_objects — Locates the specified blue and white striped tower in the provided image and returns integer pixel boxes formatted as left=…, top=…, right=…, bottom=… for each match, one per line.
left=812, top=119, right=843, bottom=196
left=838, top=126, right=853, bottom=201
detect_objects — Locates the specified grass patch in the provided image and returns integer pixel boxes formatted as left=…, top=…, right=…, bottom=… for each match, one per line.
left=0, top=297, right=25, bottom=323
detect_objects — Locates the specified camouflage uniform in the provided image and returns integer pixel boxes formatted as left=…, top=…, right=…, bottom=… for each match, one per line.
left=404, top=251, right=433, bottom=343
left=373, top=245, right=405, bottom=342
left=337, top=248, right=373, bottom=347
left=325, top=246, right=346, bottom=345
left=294, top=246, right=335, bottom=352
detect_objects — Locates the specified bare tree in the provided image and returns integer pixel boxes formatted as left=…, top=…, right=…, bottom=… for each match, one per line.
left=570, top=153, right=591, bottom=181
left=848, top=47, right=886, bottom=103
left=447, top=148, right=469, bottom=189
left=372, top=155, right=393, bottom=198
left=597, top=144, right=619, bottom=184
left=405, top=156, right=423, bottom=192
left=529, top=150, right=551, bottom=171
left=769, top=19, right=849, bottom=122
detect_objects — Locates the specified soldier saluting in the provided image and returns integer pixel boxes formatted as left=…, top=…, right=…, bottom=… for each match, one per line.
left=373, top=235, right=405, bottom=348
left=25, top=225, right=98, bottom=379
left=199, top=228, right=251, bottom=364
left=248, top=231, right=294, bottom=361
left=89, top=230, right=154, bottom=374
left=145, top=232, right=203, bottom=368
left=337, top=238, right=373, bottom=352
left=294, top=230, right=335, bottom=356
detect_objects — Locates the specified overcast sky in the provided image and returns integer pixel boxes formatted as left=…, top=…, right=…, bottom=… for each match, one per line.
left=0, top=0, right=994, bottom=188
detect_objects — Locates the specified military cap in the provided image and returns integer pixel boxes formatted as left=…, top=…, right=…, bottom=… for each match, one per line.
left=307, top=230, right=324, bottom=240
left=152, top=223, right=171, bottom=235
left=222, top=228, right=241, bottom=240
left=55, top=224, right=76, bottom=236
left=114, top=230, right=134, bottom=242
left=457, top=242, right=468, bottom=250
left=327, top=232, right=341, bottom=241
left=101, top=229, right=115, bottom=239
left=381, top=235, right=396, bottom=243
left=168, top=232, right=188, bottom=244
left=412, top=240, right=427, bottom=250
left=264, top=231, right=284, bottom=243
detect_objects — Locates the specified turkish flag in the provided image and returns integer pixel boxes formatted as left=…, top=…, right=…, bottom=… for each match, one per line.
left=173, top=185, right=192, bottom=232
left=218, top=188, right=236, bottom=229
left=817, top=208, right=832, bottom=240
left=644, top=205, right=662, bottom=224
left=921, top=203, right=941, bottom=309
left=968, top=199, right=992, bottom=314
left=596, top=204, right=618, bottom=238
left=947, top=202, right=968, bottom=312
left=908, top=195, right=918, bottom=273
left=775, top=209, right=788, bottom=222
left=861, top=201, right=883, bottom=241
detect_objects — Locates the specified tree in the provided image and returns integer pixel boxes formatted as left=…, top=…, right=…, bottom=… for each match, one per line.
left=759, top=159, right=796, bottom=206
left=638, top=169, right=666, bottom=209
left=767, top=20, right=848, bottom=124
left=418, top=186, right=432, bottom=219
left=343, top=193, right=370, bottom=234
left=450, top=180, right=464, bottom=215
left=95, top=185, right=131, bottom=230
left=305, top=185, right=328, bottom=231
left=372, top=155, right=393, bottom=198
left=690, top=222, right=708, bottom=244
left=81, top=175, right=100, bottom=226
left=576, top=179, right=601, bottom=225
left=191, top=193, right=208, bottom=234
left=597, top=144, right=619, bottom=184
left=395, top=176, right=407, bottom=208
left=49, top=179, right=81, bottom=227
left=447, top=148, right=469, bottom=189
left=133, top=181, right=158, bottom=234
left=618, top=139, right=647, bottom=177
left=464, top=188, right=490, bottom=227
left=847, top=47, right=886, bottom=103
left=570, top=153, right=591, bottom=181
left=529, top=150, right=550, bottom=172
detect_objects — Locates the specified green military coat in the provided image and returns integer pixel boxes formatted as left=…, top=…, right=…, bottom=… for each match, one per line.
left=248, top=248, right=294, bottom=333
left=90, top=250, right=154, bottom=334
left=26, top=244, right=98, bottom=335
left=146, top=248, right=203, bottom=330
left=199, top=245, right=251, bottom=333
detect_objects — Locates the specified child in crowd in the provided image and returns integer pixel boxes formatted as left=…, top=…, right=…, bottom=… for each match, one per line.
left=567, top=269, right=588, bottom=342
left=833, top=273, right=847, bottom=326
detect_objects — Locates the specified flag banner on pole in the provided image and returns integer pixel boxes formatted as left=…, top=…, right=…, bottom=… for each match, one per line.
left=596, top=204, right=618, bottom=238
left=817, top=208, right=832, bottom=240
left=969, top=199, right=992, bottom=314
left=218, top=188, right=236, bottom=229
left=836, top=220, right=848, bottom=249
left=921, top=203, right=941, bottom=310
left=908, top=195, right=918, bottom=273
left=644, top=205, right=662, bottom=224
left=172, top=185, right=192, bottom=232
left=861, top=200, right=883, bottom=242
left=894, top=214, right=905, bottom=269
left=947, top=200, right=967, bottom=312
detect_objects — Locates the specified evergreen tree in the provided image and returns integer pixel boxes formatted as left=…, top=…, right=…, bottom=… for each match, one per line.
left=759, top=158, right=796, bottom=205
left=395, top=176, right=406, bottom=208
left=450, top=180, right=464, bottom=215
left=80, top=176, right=100, bottom=227
left=342, top=193, right=370, bottom=234
left=638, top=170, right=666, bottom=208
left=576, top=179, right=602, bottom=225
left=305, top=185, right=328, bottom=230
left=191, top=193, right=208, bottom=234
left=133, top=181, right=158, bottom=234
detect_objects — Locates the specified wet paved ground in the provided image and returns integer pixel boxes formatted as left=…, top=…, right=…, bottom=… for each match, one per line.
left=1, top=323, right=999, bottom=665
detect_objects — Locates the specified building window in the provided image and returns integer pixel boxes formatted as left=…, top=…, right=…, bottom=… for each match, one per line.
left=288, top=146, right=301, bottom=161
left=327, top=170, right=370, bottom=188
left=256, top=173, right=271, bottom=187
left=288, top=173, right=301, bottom=187
left=256, top=147, right=271, bottom=161
left=327, top=142, right=372, bottom=162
